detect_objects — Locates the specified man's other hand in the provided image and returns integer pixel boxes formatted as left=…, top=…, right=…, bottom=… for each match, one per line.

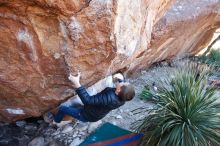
left=113, top=73, right=124, bottom=84
left=68, top=72, right=81, bottom=88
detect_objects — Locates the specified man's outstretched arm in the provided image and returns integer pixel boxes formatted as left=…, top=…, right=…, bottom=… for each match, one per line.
left=76, top=86, right=114, bottom=106
left=68, top=73, right=113, bottom=106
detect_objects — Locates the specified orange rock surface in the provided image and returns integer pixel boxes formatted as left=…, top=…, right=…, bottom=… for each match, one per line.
left=134, top=0, right=220, bottom=72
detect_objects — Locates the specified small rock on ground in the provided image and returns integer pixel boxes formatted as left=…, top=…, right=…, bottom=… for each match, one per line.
left=28, top=136, right=44, bottom=146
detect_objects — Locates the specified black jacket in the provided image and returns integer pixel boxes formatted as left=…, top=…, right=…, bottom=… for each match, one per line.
left=75, top=86, right=125, bottom=122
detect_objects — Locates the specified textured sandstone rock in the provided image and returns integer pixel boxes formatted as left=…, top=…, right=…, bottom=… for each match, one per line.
left=132, top=0, right=220, bottom=72
left=0, top=0, right=174, bottom=122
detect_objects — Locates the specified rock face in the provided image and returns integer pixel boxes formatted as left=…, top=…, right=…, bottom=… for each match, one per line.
left=0, top=0, right=219, bottom=122
left=133, top=0, right=220, bottom=72
left=0, top=0, right=174, bottom=122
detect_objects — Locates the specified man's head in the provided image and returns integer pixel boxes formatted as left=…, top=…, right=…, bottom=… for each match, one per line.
left=115, top=82, right=135, bottom=101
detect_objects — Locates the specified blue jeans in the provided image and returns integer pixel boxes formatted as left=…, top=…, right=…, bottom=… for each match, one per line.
left=54, top=106, right=88, bottom=123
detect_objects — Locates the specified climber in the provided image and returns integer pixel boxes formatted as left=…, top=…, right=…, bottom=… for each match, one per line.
left=44, top=72, right=135, bottom=123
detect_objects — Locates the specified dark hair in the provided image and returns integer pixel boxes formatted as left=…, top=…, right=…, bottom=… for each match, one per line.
left=118, top=84, right=135, bottom=101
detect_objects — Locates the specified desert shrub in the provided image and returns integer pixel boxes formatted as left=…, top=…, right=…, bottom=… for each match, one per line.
left=134, top=63, right=220, bottom=146
left=201, top=48, right=220, bottom=68
left=140, top=85, right=159, bottom=101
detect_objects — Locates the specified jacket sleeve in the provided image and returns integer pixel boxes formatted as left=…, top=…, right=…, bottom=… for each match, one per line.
left=75, top=86, right=114, bottom=106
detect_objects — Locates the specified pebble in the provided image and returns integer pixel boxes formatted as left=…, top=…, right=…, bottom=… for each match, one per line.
left=128, top=112, right=133, bottom=116
left=69, top=138, right=83, bottom=146
left=125, top=109, right=130, bottom=112
left=161, top=61, right=168, bottom=66
left=54, top=135, right=60, bottom=139
left=77, top=122, right=88, bottom=129
left=25, top=124, right=37, bottom=131
left=47, top=140, right=60, bottom=146
left=177, top=5, right=183, bottom=10
left=79, top=131, right=86, bottom=135
left=28, top=136, right=44, bottom=146
left=62, top=125, right=73, bottom=133
left=115, top=115, right=123, bottom=119
left=74, top=130, right=79, bottom=135
left=55, top=120, right=72, bottom=128
left=52, top=131, right=60, bottom=136
left=37, top=120, right=44, bottom=124
left=112, top=121, right=117, bottom=125
left=78, top=124, right=88, bottom=132
left=72, top=133, right=78, bottom=138
left=88, top=120, right=102, bottom=133
left=16, top=120, right=26, bottom=127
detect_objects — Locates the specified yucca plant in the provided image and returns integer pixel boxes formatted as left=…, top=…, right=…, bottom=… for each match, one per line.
left=201, top=48, right=220, bottom=68
left=134, top=62, right=220, bottom=146
left=140, top=85, right=159, bottom=101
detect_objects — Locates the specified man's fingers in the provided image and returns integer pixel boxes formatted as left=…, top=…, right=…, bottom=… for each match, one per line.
left=68, top=74, right=73, bottom=79
left=68, top=71, right=80, bottom=80
left=77, top=71, right=81, bottom=77
left=113, top=73, right=124, bottom=80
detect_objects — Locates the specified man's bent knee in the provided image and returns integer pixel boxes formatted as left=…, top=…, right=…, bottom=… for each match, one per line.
left=59, top=106, right=68, bottom=112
